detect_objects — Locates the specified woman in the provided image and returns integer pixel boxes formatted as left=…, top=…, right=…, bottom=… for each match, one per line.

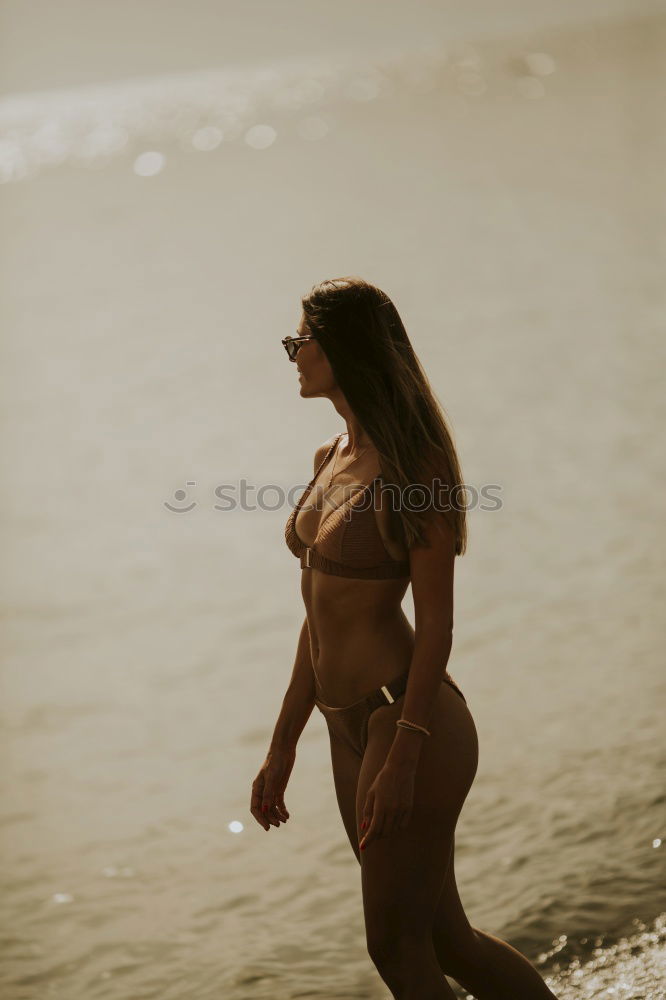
left=251, top=277, right=559, bottom=1000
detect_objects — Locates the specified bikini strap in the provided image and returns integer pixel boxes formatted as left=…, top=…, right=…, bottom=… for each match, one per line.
left=294, top=434, right=344, bottom=516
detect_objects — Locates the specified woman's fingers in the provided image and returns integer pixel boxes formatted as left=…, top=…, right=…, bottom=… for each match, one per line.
left=261, top=786, right=287, bottom=827
left=360, top=809, right=382, bottom=850
left=276, top=795, right=290, bottom=819
left=362, top=807, right=410, bottom=847
left=360, top=789, right=374, bottom=835
left=359, top=792, right=382, bottom=850
left=251, top=761, right=291, bottom=831
left=260, top=792, right=279, bottom=826
left=262, top=768, right=290, bottom=823
left=264, top=802, right=284, bottom=827
left=250, top=780, right=270, bottom=831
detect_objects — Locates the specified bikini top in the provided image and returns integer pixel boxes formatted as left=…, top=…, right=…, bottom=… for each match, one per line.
left=284, top=433, right=411, bottom=579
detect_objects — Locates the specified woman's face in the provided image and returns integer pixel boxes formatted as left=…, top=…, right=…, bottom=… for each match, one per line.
left=294, top=312, right=337, bottom=398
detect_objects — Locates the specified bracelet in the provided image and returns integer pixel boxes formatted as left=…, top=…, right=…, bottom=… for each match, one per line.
left=396, top=718, right=431, bottom=737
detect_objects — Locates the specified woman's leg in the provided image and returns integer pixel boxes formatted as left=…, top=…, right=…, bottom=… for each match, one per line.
left=325, top=724, right=363, bottom=865
left=323, top=684, right=559, bottom=999
left=356, top=681, right=478, bottom=999
left=432, top=836, right=560, bottom=999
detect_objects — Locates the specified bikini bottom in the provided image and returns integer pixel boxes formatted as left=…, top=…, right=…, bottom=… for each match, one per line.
left=314, top=668, right=466, bottom=759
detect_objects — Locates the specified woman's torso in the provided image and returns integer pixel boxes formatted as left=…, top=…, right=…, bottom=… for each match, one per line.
left=292, top=434, right=416, bottom=706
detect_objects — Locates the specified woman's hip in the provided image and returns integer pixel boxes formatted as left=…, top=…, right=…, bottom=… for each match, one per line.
left=315, top=669, right=467, bottom=759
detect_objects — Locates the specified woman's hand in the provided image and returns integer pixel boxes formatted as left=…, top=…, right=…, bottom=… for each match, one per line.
left=359, top=760, right=416, bottom=851
left=250, top=746, right=296, bottom=831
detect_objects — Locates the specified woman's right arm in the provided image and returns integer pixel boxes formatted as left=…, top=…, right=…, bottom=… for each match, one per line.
left=250, top=617, right=317, bottom=831
left=269, top=616, right=317, bottom=753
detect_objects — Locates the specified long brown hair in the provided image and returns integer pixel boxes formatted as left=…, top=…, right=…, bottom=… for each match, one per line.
left=301, top=277, right=468, bottom=556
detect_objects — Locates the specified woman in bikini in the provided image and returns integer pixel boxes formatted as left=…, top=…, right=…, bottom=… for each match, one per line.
left=251, top=277, right=559, bottom=999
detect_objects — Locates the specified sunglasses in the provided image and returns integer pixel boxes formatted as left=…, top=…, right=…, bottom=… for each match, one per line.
left=281, top=334, right=315, bottom=362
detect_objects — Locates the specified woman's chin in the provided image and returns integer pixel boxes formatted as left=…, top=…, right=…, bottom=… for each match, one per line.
left=298, top=377, right=325, bottom=398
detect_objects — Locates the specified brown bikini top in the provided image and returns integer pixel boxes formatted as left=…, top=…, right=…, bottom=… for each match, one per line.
left=284, top=433, right=411, bottom=580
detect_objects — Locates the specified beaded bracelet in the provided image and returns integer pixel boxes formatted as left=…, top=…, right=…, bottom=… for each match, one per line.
left=396, top=719, right=431, bottom=737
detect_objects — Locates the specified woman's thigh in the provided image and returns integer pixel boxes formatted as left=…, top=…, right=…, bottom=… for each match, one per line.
left=356, top=682, right=479, bottom=941
left=327, top=727, right=363, bottom=864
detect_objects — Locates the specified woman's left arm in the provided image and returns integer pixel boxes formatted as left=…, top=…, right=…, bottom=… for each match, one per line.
left=385, top=510, right=456, bottom=770
left=359, top=510, right=456, bottom=849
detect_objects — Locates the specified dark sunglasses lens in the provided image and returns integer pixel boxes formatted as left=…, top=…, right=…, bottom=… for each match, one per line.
left=287, top=340, right=298, bottom=360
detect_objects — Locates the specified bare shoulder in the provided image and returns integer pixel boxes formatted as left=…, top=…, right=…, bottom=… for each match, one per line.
left=313, top=432, right=342, bottom=474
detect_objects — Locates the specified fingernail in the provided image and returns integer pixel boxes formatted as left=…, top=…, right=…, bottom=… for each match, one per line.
left=361, top=820, right=366, bottom=830
left=360, top=843, right=366, bottom=851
